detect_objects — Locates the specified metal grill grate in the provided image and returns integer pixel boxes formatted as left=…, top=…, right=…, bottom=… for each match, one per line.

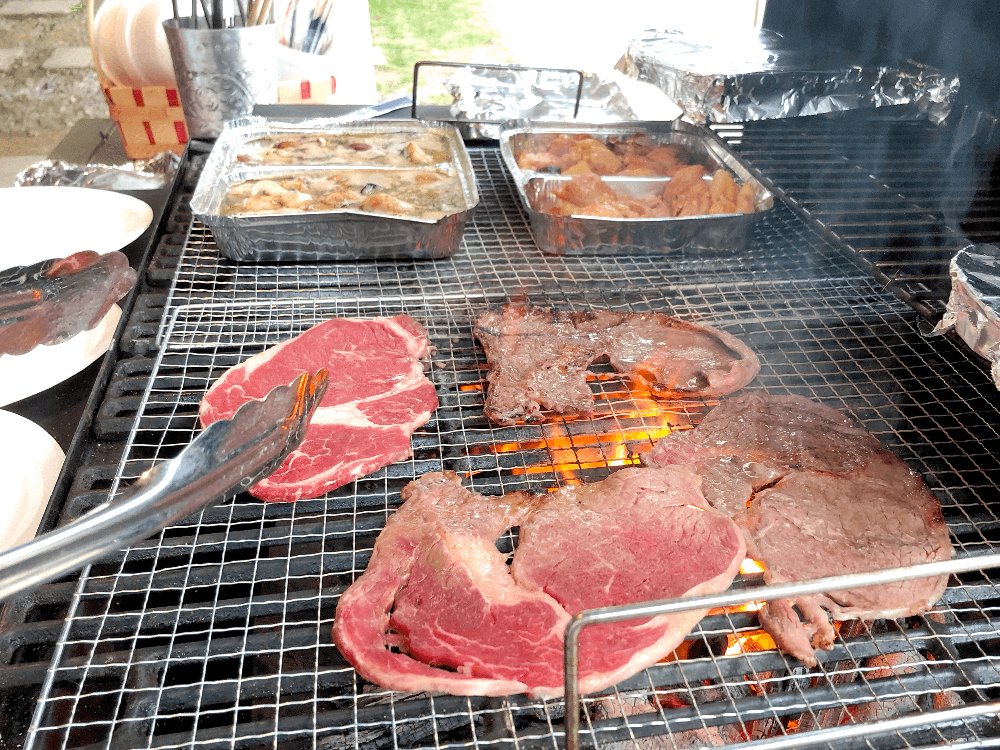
left=26, top=283, right=1000, bottom=750
left=23, top=139, right=1000, bottom=750
left=712, top=109, right=1000, bottom=319
left=160, top=149, right=864, bottom=330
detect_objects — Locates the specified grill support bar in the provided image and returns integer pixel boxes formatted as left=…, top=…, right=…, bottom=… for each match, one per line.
left=564, top=552, right=1000, bottom=750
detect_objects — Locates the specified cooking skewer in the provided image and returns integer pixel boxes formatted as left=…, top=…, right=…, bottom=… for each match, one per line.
left=0, top=370, right=327, bottom=602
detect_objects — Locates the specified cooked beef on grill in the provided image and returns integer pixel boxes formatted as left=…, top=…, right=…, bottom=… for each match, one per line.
left=645, top=392, right=953, bottom=666
left=472, top=303, right=760, bottom=425
left=199, top=315, right=438, bottom=502
left=332, top=467, right=746, bottom=698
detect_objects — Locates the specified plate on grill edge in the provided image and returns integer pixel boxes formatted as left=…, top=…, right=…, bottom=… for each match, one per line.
left=0, top=410, right=63, bottom=552
left=0, top=304, right=121, bottom=407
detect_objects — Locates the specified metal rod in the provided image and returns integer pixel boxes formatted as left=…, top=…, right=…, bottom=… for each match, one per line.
left=564, top=551, right=1000, bottom=750
left=730, top=702, right=1000, bottom=750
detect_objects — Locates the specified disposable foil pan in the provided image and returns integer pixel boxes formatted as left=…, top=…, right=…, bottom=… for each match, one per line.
left=190, top=116, right=479, bottom=262
left=935, top=245, right=1000, bottom=390
left=498, top=120, right=773, bottom=256
left=616, top=28, right=960, bottom=125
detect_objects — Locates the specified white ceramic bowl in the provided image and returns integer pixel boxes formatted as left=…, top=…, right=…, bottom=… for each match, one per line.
left=0, top=186, right=148, bottom=406
left=0, top=186, right=153, bottom=262
left=0, top=412, right=64, bottom=552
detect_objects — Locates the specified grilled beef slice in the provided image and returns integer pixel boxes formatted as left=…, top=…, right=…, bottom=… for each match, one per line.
left=473, top=303, right=760, bottom=425
left=332, top=468, right=745, bottom=698
left=645, top=392, right=953, bottom=666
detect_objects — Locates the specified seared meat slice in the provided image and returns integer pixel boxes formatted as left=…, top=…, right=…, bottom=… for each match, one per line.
left=473, top=303, right=759, bottom=425
left=332, top=468, right=745, bottom=698
left=645, top=391, right=883, bottom=517
left=646, top=392, right=953, bottom=666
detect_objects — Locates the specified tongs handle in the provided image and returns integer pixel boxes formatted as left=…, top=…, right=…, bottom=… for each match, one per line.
left=0, top=370, right=328, bottom=602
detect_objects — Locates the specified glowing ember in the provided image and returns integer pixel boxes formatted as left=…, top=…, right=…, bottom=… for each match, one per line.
left=740, top=558, right=767, bottom=575
left=474, top=387, right=693, bottom=482
left=725, top=630, right=777, bottom=656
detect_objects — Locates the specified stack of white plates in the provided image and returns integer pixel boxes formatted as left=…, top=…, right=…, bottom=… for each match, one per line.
left=94, top=0, right=177, bottom=88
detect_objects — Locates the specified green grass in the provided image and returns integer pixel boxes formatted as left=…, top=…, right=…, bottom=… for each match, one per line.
left=368, top=0, right=505, bottom=100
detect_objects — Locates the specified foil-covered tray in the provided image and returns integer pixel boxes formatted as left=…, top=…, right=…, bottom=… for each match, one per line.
left=190, top=117, right=479, bottom=262
left=498, top=120, right=774, bottom=256
left=935, top=245, right=1000, bottom=389
left=616, top=28, right=960, bottom=125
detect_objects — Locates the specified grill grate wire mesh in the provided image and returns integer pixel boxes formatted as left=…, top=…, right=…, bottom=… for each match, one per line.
left=24, top=141, right=1000, bottom=750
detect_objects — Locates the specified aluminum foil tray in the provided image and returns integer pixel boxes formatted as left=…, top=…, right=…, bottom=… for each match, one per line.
left=935, top=245, right=1000, bottom=390
left=190, top=117, right=479, bottom=262
left=616, top=28, right=960, bottom=125
left=498, top=120, right=773, bottom=256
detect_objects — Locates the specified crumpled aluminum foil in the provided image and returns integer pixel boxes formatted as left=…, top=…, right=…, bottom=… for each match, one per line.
left=935, top=245, right=1000, bottom=389
left=615, top=28, right=961, bottom=125
left=15, top=151, right=181, bottom=190
left=446, top=66, right=640, bottom=139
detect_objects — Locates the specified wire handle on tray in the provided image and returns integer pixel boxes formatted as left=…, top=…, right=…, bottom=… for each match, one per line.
left=0, top=370, right=328, bottom=602
left=562, top=549, right=1000, bottom=750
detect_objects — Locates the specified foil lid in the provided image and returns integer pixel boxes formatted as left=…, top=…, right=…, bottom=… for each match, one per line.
left=446, top=66, right=642, bottom=139
left=14, top=152, right=181, bottom=190
left=615, top=28, right=960, bottom=125
left=935, top=245, right=1000, bottom=389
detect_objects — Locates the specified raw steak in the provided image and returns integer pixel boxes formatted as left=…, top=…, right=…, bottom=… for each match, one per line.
left=199, top=315, right=438, bottom=502
left=332, top=468, right=746, bottom=698
left=473, top=303, right=759, bottom=425
left=645, top=392, right=953, bottom=666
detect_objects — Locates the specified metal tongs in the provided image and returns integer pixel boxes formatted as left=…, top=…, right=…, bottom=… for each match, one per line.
left=0, top=250, right=137, bottom=356
left=0, top=370, right=328, bottom=602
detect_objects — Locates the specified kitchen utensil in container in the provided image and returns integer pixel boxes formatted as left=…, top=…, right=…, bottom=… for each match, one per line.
left=163, top=17, right=278, bottom=139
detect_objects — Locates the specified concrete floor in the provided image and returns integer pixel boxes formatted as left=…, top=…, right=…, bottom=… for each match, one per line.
left=0, top=0, right=106, bottom=184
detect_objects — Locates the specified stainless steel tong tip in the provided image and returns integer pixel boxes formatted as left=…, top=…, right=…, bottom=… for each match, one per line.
left=0, top=369, right=328, bottom=602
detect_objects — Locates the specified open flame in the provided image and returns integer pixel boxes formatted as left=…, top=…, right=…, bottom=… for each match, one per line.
left=468, top=377, right=698, bottom=483
left=725, top=629, right=777, bottom=656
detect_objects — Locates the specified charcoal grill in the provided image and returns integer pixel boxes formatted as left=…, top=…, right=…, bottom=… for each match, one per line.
left=5, top=109, right=1000, bottom=750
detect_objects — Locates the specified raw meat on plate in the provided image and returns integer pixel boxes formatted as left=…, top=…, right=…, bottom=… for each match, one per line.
left=645, top=391, right=953, bottom=666
left=332, top=467, right=745, bottom=698
left=199, top=314, right=438, bottom=502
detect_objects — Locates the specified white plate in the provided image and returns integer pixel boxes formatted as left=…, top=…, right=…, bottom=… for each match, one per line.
left=95, top=0, right=130, bottom=86
left=0, top=186, right=153, bottom=264
left=124, top=0, right=176, bottom=87
left=0, top=304, right=122, bottom=407
left=0, top=411, right=64, bottom=553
